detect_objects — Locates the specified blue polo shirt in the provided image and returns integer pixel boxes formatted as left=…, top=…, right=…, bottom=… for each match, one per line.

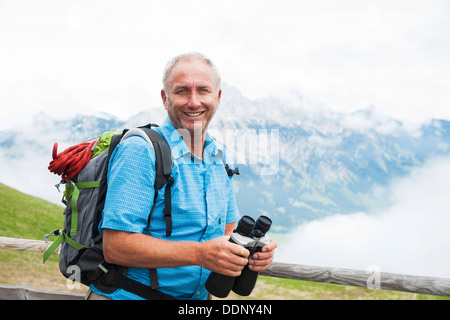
left=90, top=118, right=240, bottom=300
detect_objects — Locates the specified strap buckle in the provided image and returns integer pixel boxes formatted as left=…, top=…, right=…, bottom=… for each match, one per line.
left=44, top=229, right=61, bottom=243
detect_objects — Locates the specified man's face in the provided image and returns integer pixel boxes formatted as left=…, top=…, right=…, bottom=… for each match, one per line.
left=161, top=59, right=221, bottom=135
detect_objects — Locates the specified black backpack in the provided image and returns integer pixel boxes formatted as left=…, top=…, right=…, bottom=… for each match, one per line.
left=44, top=123, right=176, bottom=300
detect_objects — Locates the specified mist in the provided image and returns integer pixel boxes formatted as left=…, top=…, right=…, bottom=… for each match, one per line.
left=276, top=155, right=450, bottom=279
left=0, top=153, right=64, bottom=206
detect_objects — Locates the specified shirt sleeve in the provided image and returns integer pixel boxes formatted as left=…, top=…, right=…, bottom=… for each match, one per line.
left=100, top=136, right=156, bottom=234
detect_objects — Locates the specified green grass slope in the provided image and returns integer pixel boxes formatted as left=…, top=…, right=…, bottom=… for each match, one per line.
left=0, top=183, right=64, bottom=239
left=0, top=182, right=83, bottom=292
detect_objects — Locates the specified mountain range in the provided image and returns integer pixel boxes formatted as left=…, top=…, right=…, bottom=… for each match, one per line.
left=1, top=84, right=450, bottom=232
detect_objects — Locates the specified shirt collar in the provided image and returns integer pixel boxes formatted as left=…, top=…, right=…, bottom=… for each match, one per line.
left=158, top=117, right=224, bottom=162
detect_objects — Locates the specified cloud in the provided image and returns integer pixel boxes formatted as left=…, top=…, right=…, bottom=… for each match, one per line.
left=0, top=153, right=64, bottom=206
left=276, top=155, right=450, bottom=279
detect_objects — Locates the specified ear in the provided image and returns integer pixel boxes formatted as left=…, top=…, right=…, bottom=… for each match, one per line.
left=161, top=89, right=168, bottom=110
left=217, top=89, right=222, bottom=108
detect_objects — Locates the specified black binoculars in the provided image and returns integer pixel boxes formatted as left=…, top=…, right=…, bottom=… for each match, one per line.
left=205, top=215, right=272, bottom=298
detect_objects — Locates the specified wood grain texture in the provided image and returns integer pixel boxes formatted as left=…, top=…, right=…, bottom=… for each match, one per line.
left=261, top=262, right=450, bottom=297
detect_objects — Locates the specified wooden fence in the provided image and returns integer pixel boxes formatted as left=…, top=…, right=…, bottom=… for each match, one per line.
left=1, top=236, right=449, bottom=299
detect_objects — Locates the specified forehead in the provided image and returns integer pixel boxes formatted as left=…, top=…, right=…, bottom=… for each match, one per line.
left=167, top=59, right=217, bottom=88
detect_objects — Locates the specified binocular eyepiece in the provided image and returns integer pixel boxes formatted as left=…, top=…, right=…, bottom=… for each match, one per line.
left=235, top=215, right=271, bottom=237
left=205, top=215, right=272, bottom=298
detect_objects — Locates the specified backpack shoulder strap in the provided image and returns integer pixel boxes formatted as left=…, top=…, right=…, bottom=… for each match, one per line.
left=138, top=126, right=174, bottom=240
left=128, top=125, right=174, bottom=290
left=137, top=126, right=173, bottom=189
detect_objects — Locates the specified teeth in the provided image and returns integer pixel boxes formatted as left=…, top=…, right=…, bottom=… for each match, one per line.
left=186, top=112, right=202, bottom=116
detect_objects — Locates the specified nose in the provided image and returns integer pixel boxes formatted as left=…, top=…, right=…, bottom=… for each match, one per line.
left=188, top=91, right=201, bottom=108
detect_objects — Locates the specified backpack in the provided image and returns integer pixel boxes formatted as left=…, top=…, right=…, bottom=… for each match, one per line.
left=43, top=123, right=176, bottom=300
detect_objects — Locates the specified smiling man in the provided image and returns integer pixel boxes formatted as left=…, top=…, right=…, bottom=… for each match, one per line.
left=86, top=52, right=277, bottom=300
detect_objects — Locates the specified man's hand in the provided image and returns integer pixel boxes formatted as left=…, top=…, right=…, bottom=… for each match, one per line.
left=200, top=236, right=250, bottom=277
left=248, top=238, right=277, bottom=272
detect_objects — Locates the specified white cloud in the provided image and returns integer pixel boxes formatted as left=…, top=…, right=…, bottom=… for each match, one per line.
left=0, top=153, right=64, bottom=205
left=276, top=155, right=450, bottom=278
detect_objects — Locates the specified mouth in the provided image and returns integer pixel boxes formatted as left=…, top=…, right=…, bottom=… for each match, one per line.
left=184, top=111, right=205, bottom=117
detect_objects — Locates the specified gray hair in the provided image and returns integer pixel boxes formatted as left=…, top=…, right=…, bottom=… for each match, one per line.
left=162, top=52, right=221, bottom=93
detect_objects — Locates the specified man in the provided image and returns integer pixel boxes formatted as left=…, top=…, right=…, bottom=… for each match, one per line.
left=87, top=53, right=277, bottom=300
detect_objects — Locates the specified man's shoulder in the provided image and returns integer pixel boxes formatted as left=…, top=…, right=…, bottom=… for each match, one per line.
left=119, top=135, right=155, bottom=149
left=112, top=135, right=156, bottom=163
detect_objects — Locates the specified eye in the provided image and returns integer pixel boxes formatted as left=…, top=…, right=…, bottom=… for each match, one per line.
left=198, top=87, right=211, bottom=94
left=175, top=88, right=188, bottom=94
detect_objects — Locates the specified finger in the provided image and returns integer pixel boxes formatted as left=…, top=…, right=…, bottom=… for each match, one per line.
left=249, top=254, right=273, bottom=266
left=228, top=242, right=250, bottom=258
left=261, top=239, right=278, bottom=252
left=248, top=257, right=273, bottom=272
left=227, top=261, right=248, bottom=274
left=251, top=250, right=273, bottom=261
left=252, top=242, right=276, bottom=259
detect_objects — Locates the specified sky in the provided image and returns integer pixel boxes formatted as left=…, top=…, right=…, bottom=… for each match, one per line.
left=1, top=0, right=450, bottom=130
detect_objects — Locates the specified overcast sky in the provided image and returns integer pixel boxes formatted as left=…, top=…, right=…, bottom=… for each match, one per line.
left=1, top=0, right=449, bottom=129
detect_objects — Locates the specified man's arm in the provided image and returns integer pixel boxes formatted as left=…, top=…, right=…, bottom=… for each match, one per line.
left=103, top=222, right=249, bottom=277
left=224, top=222, right=236, bottom=236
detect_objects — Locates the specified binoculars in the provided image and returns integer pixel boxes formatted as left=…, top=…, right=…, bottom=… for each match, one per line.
left=205, top=215, right=272, bottom=298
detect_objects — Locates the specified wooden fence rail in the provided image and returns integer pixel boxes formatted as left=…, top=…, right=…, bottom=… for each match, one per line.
left=1, top=236, right=450, bottom=298
left=0, top=236, right=60, bottom=254
left=260, top=262, right=450, bottom=297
